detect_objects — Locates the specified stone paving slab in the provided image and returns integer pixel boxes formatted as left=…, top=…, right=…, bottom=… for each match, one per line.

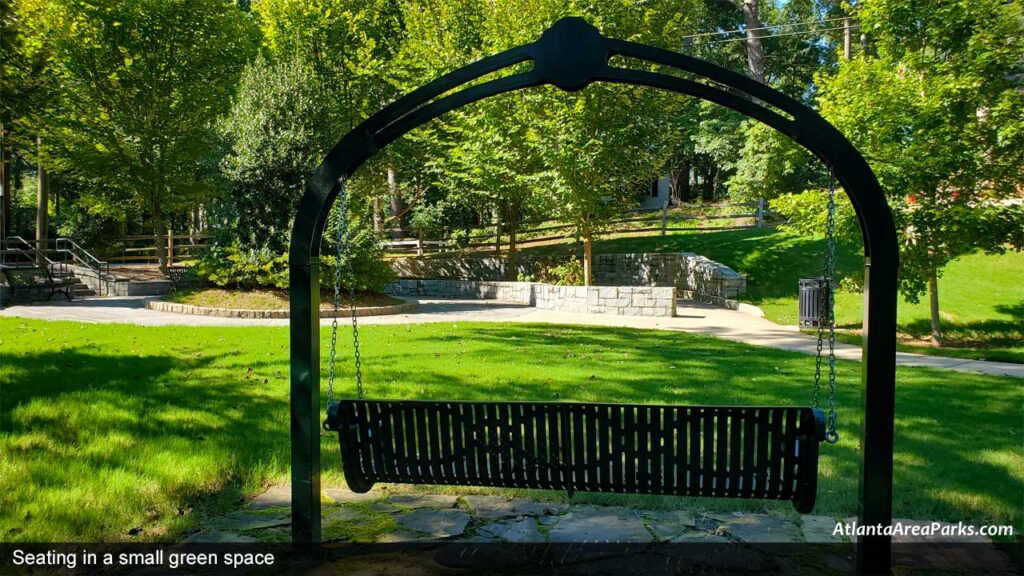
left=642, top=510, right=697, bottom=540
left=801, top=514, right=844, bottom=543
left=324, top=487, right=383, bottom=503
left=389, top=494, right=459, bottom=509
left=184, top=484, right=1017, bottom=575
left=396, top=508, right=471, bottom=538
left=477, top=517, right=545, bottom=542
left=247, top=484, right=291, bottom=510
left=546, top=507, right=652, bottom=543
left=209, top=513, right=290, bottom=531
left=462, top=495, right=566, bottom=518
left=714, top=513, right=803, bottom=543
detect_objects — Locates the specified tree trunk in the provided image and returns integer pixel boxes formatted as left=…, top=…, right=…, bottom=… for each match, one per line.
left=152, top=206, right=168, bottom=275
left=928, top=269, right=943, bottom=345
left=701, top=166, right=716, bottom=201
left=582, top=219, right=593, bottom=286
left=387, top=165, right=404, bottom=239
left=372, top=195, right=382, bottom=232
left=36, top=137, right=49, bottom=267
left=843, top=16, right=852, bottom=60
left=1, top=124, right=11, bottom=249
left=670, top=159, right=691, bottom=204
left=741, top=0, right=766, bottom=83
left=506, top=204, right=521, bottom=280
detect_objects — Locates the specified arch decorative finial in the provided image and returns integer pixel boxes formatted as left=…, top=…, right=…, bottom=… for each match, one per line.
left=532, top=17, right=609, bottom=92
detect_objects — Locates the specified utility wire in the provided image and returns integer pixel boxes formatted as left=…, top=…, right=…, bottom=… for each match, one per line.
left=679, top=15, right=851, bottom=41
left=700, top=24, right=859, bottom=46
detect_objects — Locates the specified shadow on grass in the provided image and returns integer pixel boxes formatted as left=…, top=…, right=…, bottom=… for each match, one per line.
left=358, top=323, right=1023, bottom=529
left=1, top=348, right=291, bottom=542
left=2, top=321, right=1020, bottom=543
left=831, top=301, right=1024, bottom=362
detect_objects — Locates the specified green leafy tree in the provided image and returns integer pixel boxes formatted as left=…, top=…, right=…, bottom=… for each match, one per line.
left=45, top=0, right=258, bottom=272
left=727, top=120, right=821, bottom=202
left=437, top=96, right=550, bottom=277
left=811, top=0, right=1024, bottom=343
left=254, top=0, right=408, bottom=233
left=216, top=55, right=342, bottom=253
left=528, top=83, right=667, bottom=284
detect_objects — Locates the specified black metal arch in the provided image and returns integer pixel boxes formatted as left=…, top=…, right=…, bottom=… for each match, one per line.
left=289, top=17, right=898, bottom=574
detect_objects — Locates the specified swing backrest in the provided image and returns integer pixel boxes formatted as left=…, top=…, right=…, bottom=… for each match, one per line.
left=330, top=399, right=826, bottom=513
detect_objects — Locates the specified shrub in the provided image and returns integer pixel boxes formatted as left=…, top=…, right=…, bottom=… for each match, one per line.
left=536, top=256, right=585, bottom=286
left=194, top=242, right=395, bottom=293
left=194, top=244, right=289, bottom=290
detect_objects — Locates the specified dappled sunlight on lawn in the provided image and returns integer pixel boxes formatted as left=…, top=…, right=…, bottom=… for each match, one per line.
left=1, top=318, right=1020, bottom=542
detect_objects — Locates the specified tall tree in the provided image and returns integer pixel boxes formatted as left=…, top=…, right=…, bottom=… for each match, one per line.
left=440, top=95, right=550, bottom=277
left=254, top=0, right=407, bottom=233
left=815, top=0, right=1024, bottom=343
left=216, top=55, right=341, bottom=253
left=45, top=0, right=258, bottom=272
left=738, top=0, right=765, bottom=82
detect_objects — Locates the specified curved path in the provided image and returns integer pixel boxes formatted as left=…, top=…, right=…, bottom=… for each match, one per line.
left=1, top=296, right=1019, bottom=378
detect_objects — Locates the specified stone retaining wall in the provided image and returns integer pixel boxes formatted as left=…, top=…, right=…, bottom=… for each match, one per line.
left=391, top=256, right=538, bottom=281
left=391, top=252, right=744, bottom=301
left=594, top=252, right=746, bottom=299
left=147, top=299, right=418, bottom=319
left=386, top=279, right=676, bottom=317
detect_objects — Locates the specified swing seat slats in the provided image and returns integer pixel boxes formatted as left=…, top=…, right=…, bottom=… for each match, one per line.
left=329, top=400, right=826, bottom=513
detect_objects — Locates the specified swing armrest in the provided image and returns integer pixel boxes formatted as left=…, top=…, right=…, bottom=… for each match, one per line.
left=807, top=408, right=827, bottom=442
left=324, top=401, right=342, bottom=431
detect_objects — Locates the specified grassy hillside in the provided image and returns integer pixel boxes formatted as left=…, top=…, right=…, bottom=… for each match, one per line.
left=524, top=228, right=1023, bottom=363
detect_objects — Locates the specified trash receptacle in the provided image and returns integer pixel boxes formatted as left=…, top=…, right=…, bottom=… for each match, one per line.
left=799, top=277, right=832, bottom=328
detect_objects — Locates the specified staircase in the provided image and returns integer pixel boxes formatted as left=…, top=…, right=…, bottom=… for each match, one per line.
left=4, top=235, right=112, bottom=298
left=68, top=271, right=96, bottom=298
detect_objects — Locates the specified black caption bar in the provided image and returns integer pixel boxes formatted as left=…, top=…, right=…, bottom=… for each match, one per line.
left=2, top=542, right=1021, bottom=575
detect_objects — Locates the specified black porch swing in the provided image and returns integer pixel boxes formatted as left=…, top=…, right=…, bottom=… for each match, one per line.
left=321, top=172, right=841, bottom=513
left=289, top=18, right=899, bottom=574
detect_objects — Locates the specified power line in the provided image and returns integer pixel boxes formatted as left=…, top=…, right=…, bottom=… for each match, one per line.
left=679, top=15, right=851, bottom=41
left=699, top=23, right=860, bottom=46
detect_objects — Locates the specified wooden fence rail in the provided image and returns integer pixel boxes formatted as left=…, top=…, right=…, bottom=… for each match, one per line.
left=108, top=232, right=207, bottom=265
left=385, top=198, right=777, bottom=255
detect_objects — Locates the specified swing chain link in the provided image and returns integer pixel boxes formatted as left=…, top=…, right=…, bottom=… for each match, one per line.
left=327, top=178, right=364, bottom=405
left=342, top=183, right=364, bottom=399
left=813, top=175, right=840, bottom=444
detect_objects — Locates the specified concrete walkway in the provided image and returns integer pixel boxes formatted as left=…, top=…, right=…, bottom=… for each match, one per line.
left=1, top=296, right=1020, bottom=378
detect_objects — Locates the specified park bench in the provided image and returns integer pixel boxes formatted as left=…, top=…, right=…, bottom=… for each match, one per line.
left=0, top=266, right=75, bottom=304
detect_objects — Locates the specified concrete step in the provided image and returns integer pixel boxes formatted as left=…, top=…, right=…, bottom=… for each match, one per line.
left=71, top=279, right=96, bottom=297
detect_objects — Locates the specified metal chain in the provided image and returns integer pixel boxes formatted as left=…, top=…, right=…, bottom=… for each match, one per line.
left=326, top=178, right=364, bottom=403
left=327, top=192, right=343, bottom=406
left=813, top=173, right=840, bottom=444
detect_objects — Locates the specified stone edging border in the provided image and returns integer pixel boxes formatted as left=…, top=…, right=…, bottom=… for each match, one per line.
left=146, top=298, right=419, bottom=319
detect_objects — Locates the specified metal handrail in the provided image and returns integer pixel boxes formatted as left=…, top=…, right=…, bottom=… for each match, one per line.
left=3, top=236, right=65, bottom=275
left=3, top=236, right=114, bottom=295
left=55, top=237, right=111, bottom=280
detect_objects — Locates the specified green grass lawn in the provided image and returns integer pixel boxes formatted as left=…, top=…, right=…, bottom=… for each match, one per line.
left=1, top=318, right=1020, bottom=543
left=525, top=228, right=1023, bottom=363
